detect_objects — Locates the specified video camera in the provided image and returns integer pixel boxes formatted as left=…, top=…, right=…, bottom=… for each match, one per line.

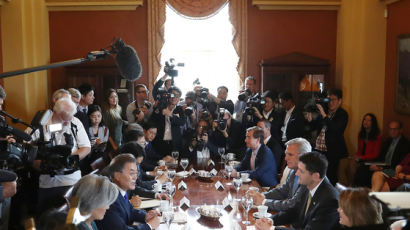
left=155, top=88, right=175, bottom=112
left=164, top=58, right=184, bottom=78
left=238, top=89, right=252, bottom=101
left=304, top=97, right=330, bottom=113
left=217, top=108, right=227, bottom=130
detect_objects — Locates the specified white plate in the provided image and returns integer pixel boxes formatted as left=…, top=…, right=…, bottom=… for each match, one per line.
left=176, top=171, right=189, bottom=177
left=241, top=178, right=251, bottom=183
left=253, top=212, right=272, bottom=219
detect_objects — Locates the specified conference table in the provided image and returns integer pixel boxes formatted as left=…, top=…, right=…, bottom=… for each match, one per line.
left=152, top=157, right=273, bottom=230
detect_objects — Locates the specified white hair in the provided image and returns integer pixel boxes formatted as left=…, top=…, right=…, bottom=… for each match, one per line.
left=53, top=97, right=76, bottom=116
left=285, top=137, right=312, bottom=154
left=52, top=89, right=71, bottom=103
left=71, top=174, right=118, bottom=213
left=68, top=88, right=81, bottom=100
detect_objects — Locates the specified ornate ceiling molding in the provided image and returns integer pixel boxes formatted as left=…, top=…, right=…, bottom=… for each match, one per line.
left=252, top=0, right=341, bottom=11
left=45, top=0, right=143, bottom=11
left=380, top=0, right=402, bottom=5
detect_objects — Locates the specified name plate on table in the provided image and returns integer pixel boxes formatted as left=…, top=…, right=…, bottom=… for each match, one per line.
left=215, top=181, right=225, bottom=191
left=178, top=181, right=187, bottom=190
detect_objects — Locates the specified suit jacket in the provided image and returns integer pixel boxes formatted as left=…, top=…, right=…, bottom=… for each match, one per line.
left=264, top=170, right=307, bottom=212
left=273, top=177, right=340, bottom=230
left=374, top=135, right=409, bottom=168
left=95, top=192, right=150, bottom=230
left=141, top=142, right=160, bottom=172
left=235, top=145, right=278, bottom=187
left=312, top=107, right=348, bottom=157
left=75, top=108, right=91, bottom=139
left=266, top=136, right=285, bottom=169
left=283, top=106, right=306, bottom=142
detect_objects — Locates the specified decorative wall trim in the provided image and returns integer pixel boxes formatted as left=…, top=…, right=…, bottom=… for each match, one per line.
left=380, top=0, right=402, bottom=6
left=45, top=0, right=143, bottom=11
left=252, top=0, right=340, bottom=11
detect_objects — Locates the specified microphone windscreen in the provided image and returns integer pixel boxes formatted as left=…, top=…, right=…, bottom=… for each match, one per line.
left=8, top=126, right=32, bottom=141
left=115, top=44, right=142, bottom=82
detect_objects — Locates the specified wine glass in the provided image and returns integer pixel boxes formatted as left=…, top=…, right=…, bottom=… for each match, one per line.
left=242, top=194, right=253, bottom=225
left=171, top=151, right=179, bottom=163
left=233, top=178, right=242, bottom=200
left=217, top=147, right=225, bottom=163
left=225, top=164, right=233, bottom=181
left=166, top=182, right=176, bottom=206
left=167, top=169, right=176, bottom=182
left=163, top=210, right=174, bottom=229
left=180, top=158, right=189, bottom=176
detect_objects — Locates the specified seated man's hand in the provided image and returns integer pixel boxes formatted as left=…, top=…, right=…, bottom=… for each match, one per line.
left=146, top=210, right=161, bottom=229
left=255, top=218, right=274, bottom=230
left=2, top=181, right=17, bottom=198
left=248, top=190, right=265, bottom=206
left=129, top=195, right=142, bottom=208
left=155, top=165, right=168, bottom=172
left=230, top=169, right=238, bottom=178
left=156, top=173, right=169, bottom=184
left=156, top=193, right=170, bottom=200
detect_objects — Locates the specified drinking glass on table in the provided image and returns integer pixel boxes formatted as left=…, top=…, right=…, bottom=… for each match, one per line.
left=162, top=209, right=174, bottom=230
left=241, top=194, right=253, bottom=225
left=217, top=147, right=225, bottom=163
left=180, top=158, right=189, bottom=176
left=171, top=151, right=179, bottom=163
left=233, top=178, right=242, bottom=200
left=167, top=169, right=176, bottom=182
left=166, top=182, right=176, bottom=206
left=225, top=164, right=233, bottom=181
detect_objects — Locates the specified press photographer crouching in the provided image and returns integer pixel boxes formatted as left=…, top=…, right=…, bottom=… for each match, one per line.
left=151, top=86, right=185, bottom=157
left=29, top=97, right=91, bottom=214
left=207, top=86, right=234, bottom=116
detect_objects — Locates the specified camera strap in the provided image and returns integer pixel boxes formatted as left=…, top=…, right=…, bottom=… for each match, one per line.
left=70, top=122, right=78, bottom=142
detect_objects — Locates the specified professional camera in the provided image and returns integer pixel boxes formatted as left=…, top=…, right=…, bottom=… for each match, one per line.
left=200, top=110, right=211, bottom=120
left=198, top=87, right=210, bottom=106
left=164, top=58, right=185, bottom=77
left=244, top=93, right=262, bottom=116
left=184, top=106, right=194, bottom=117
left=132, top=101, right=151, bottom=117
left=155, top=88, right=174, bottom=112
left=238, top=89, right=252, bottom=101
left=304, top=97, right=330, bottom=113
left=217, top=108, right=227, bottom=130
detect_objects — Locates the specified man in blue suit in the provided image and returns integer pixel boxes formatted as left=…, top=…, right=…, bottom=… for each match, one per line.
left=96, top=154, right=160, bottom=230
left=230, top=126, right=278, bottom=187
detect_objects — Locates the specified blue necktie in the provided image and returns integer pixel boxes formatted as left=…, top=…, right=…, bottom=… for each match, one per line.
left=124, top=193, right=128, bottom=202
left=292, top=176, right=299, bottom=195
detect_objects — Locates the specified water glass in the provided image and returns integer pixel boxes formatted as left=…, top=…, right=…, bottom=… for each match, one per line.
left=233, top=178, right=242, bottom=199
left=242, top=195, right=253, bottom=225
left=163, top=210, right=174, bottom=229
left=225, top=164, right=233, bottom=180
left=180, top=158, right=189, bottom=175
left=171, top=151, right=179, bottom=162
left=167, top=169, right=176, bottom=182
left=217, top=147, right=225, bottom=163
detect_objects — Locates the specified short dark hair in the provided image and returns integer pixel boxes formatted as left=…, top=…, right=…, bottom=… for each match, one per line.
left=143, top=121, right=158, bottom=131
left=168, top=86, right=182, bottom=97
left=245, top=76, right=256, bottom=84
left=217, top=86, right=228, bottom=93
left=299, top=151, right=328, bottom=178
left=0, top=85, right=6, bottom=99
left=278, top=92, right=293, bottom=101
left=247, top=126, right=264, bottom=144
left=135, top=84, right=147, bottom=93
left=118, top=142, right=145, bottom=159
left=327, top=88, right=343, bottom=99
left=87, top=105, right=104, bottom=126
left=78, top=84, right=94, bottom=96
left=123, top=129, right=145, bottom=143
left=108, top=154, right=136, bottom=178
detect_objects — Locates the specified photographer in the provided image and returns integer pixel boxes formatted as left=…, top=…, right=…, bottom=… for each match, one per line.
left=179, top=91, right=200, bottom=132
left=209, top=110, right=246, bottom=159
left=306, top=88, right=348, bottom=185
left=29, top=97, right=91, bottom=213
left=207, top=86, right=234, bottom=115
left=150, top=86, right=185, bottom=156
left=126, top=84, right=153, bottom=125
left=181, top=119, right=219, bottom=159
left=245, top=90, right=283, bottom=143
left=234, top=76, right=258, bottom=122
left=152, top=73, right=172, bottom=101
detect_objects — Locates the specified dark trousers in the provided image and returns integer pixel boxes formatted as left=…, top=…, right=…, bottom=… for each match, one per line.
left=316, top=150, right=340, bottom=185
left=37, top=186, right=71, bottom=216
left=353, top=163, right=373, bottom=187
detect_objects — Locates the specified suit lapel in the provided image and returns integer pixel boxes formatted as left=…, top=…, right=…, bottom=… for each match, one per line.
left=117, top=193, right=131, bottom=222
left=301, top=178, right=327, bottom=226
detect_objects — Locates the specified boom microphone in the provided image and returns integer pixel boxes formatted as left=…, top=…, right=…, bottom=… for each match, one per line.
left=113, top=39, right=142, bottom=82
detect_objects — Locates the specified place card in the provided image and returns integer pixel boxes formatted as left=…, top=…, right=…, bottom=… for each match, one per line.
left=215, top=181, right=225, bottom=191
left=210, top=168, right=218, bottom=176
left=178, top=181, right=187, bottom=190
left=208, top=159, right=215, bottom=166
left=179, top=196, right=190, bottom=210
left=222, top=197, right=233, bottom=212
left=189, top=168, right=196, bottom=175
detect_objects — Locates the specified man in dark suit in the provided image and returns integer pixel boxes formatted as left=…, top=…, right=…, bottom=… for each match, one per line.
left=354, top=120, right=410, bottom=187
left=75, top=84, right=95, bottom=137
left=230, top=126, right=278, bottom=187
left=257, top=120, right=284, bottom=170
left=279, top=92, right=305, bottom=144
left=249, top=138, right=312, bottom=212
left=307, top=89, right=348, bottom=185
left=255, top=151, right=339, bottom=230
left=95, top=154, right=160, bottom=230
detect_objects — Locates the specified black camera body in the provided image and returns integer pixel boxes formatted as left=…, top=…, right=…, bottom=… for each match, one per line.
left=217, top=108, right=227, bottom=130
left=155, top=88, right=175, bottom=112
left=244, top=93, right=262, bottom=116
left=164, top=58, right=184, bottom=77
left=238, top=89, right=252, bottom=101
left=198, top=87, right=210, bottom=107
left=304, top=97, right=330, bottom=113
